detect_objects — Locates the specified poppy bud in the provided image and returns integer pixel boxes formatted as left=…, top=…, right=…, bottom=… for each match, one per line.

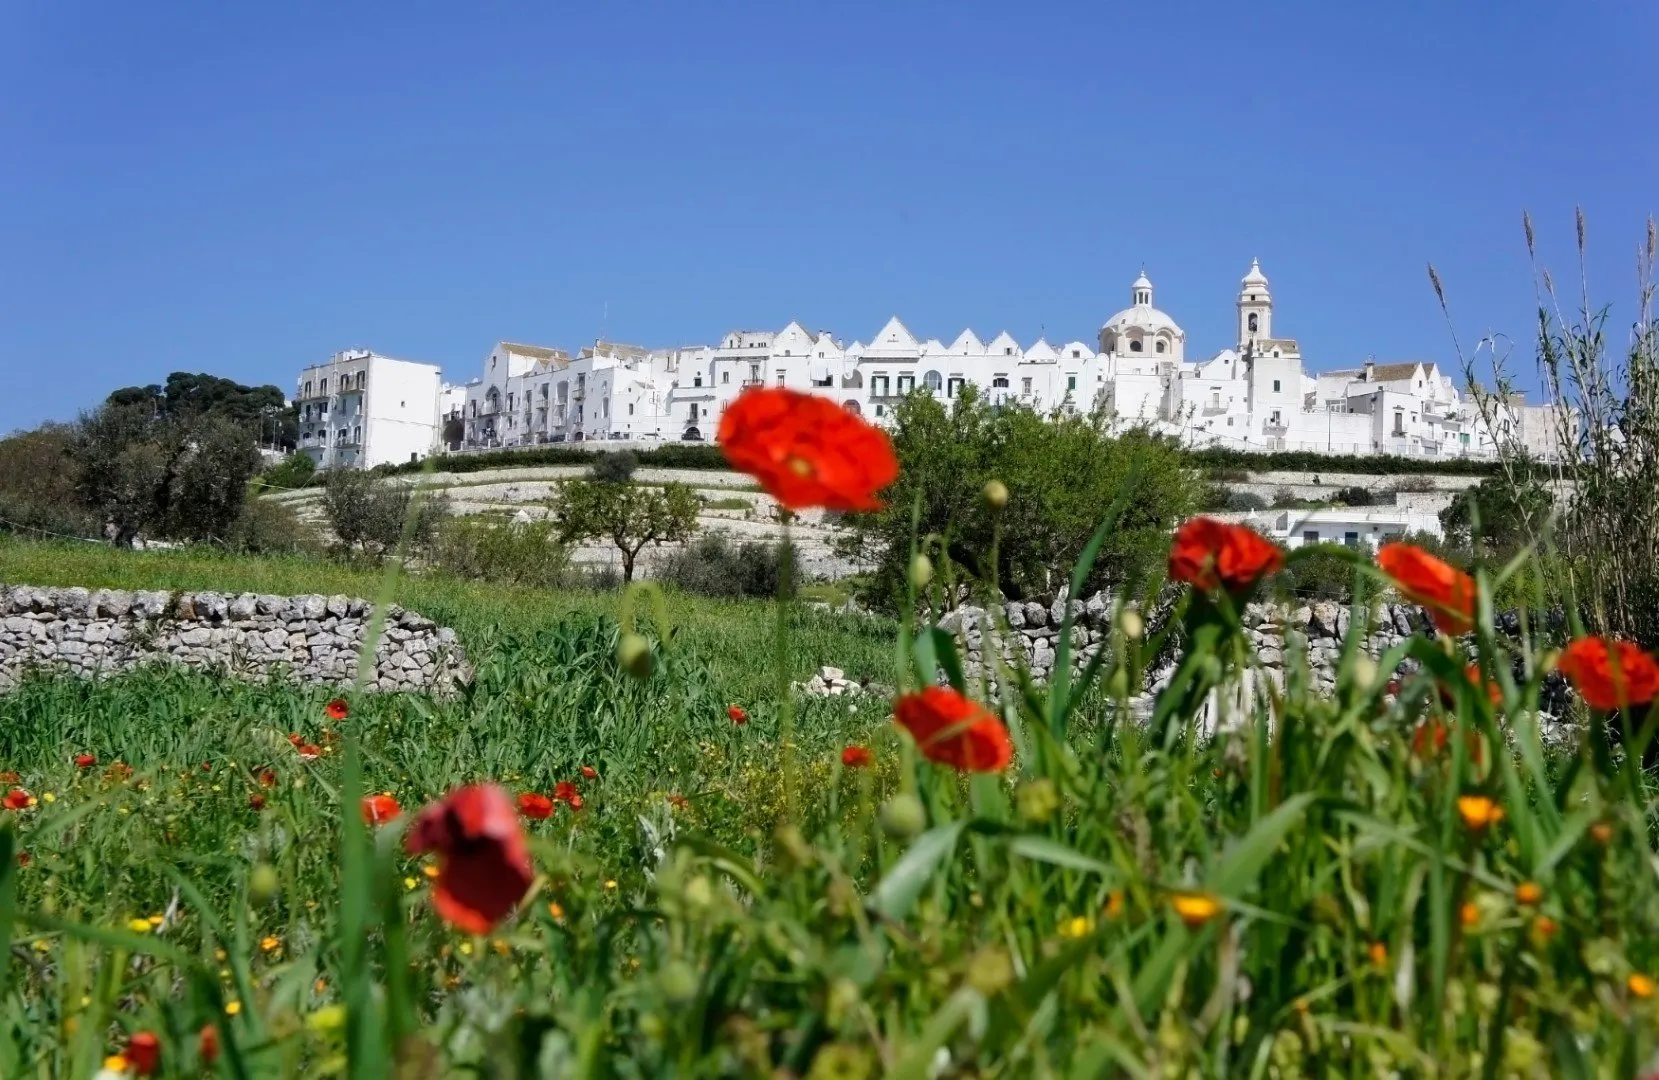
left=248, top=863, right=280, bottom=907
left=657, top=960, right=699, bottom=1005
left=1120, top=610, right=1144, bottom=641
left=1350, top=654, right=1378, bottom=693
left=1105, top=667, right=1130, bottom=698
left=616, top=633, right=654, bottom=680
left=879, top=793, right=926, bottom=839
left=909, top=553, right=934, bottom=590
left=982, top=480, right=1009, bottom=511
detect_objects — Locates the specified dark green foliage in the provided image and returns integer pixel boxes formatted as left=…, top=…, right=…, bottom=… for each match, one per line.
left=373, top=442, right=732, bottom=481
left=1438, top=472, right=1552, bottom=560
left=1332, top=485, right=1374, bottom=507
left=658, top=533, right=799, bottom=599
left=588, top=450, right=639, bottom=485
left=257, top=453, right=316, bottom=493
left=1186, top=446, right=1517, bottom=477
left=223, top=497, right=322, bottom=556
left=836, top=388, right=1201, bottom=607
left=321, top=471, right=451, bottom=558
left=0, top=424, right=99, bottom=540
left=107, top=371, right=296, bottom=449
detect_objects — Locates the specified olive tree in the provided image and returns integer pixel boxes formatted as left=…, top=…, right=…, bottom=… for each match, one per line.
left=553, top=478, right=700, bottom=583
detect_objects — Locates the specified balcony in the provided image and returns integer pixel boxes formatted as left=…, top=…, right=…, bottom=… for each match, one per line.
left=741, top=378, right=765, bottom=388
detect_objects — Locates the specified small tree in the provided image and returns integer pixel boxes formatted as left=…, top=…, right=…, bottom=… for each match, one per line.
left=323, top=470, right=449, bottom=559
left=554, top=478, right=699, bottom=583
left=589, top=450, right=639, bottom=485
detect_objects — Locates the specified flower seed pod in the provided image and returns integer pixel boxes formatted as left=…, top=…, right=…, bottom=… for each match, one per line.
left=982, top=480, right=1009, bottom=511
left=616, top=633, right=654, bottom=680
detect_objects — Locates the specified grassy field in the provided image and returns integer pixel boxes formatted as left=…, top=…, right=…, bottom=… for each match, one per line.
left=2, top=532, right=1658, bottom=1076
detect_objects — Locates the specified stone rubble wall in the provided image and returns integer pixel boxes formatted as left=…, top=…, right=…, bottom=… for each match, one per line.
left=0, top=584, right=471, bottom=695
left=939, top=591, right=1426, bottom=705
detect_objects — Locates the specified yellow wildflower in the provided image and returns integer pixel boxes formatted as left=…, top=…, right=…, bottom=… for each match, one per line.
left=1059, top=915, right=1092, bottom=940
left=404, top=877, right=418, bottom=891
left=41, top=792, right=54, bottom=804
left=127, top=918, right=153, bottom=933
left=605, top=880, right=618, bottom=890
left=147, top=914, right=164, bottom=927
left=260, top=936, right=280, bottom=953
left=458, top=941, right=473, bottom=956
left=1170, top=891, right=1223, bottom=929
left=306, top=1004, right=347, bottom=1033
left=103, top=1055, right=129, bottom=1073
left=548, top=901, right=565, bottom=920
left=1630, top=974, right=1656, bottom=999
left=225, top=1000, right=241, bottom=1016
left=1515, top=881, right=1543, bottom=905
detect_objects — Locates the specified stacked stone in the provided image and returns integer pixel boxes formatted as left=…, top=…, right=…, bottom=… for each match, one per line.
left=0, top=584, right=469, bottom=696
left=795, top=665, right=874, bottom=697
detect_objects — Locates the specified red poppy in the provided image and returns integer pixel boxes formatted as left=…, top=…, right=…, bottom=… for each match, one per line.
left=553, top=781, right=579, bottom=804
left=717, top=387, right=899, bottom=512
left=257, top=769, right=277, bottom=788
left=287, top=733, right=304, bottom=747
left=1168, top=517, right=1285, bottom=593
left=580, top=765, right=598, bottom=780
left=1377, top=543, right=1475, bottom=636
left=668, top=793, right=690, bottom=811
left=198, top=1024, right=220, bottom=1066
left=893, top=688, right=1014, bottom=773
left=297, top=745, right=322, bottom=761
left=568, top=792, right=583, bottom=810
left=406, top=785, right=534, bottom=935
left=201, top=761, right=212, bottom=771
left=128, top=1031, right=162, bottom=1075
left=728, top=705, right=749, bottom=725
left=2, top=788, right=30, bottom=811
left=361, top=793, right=401, bottom=825
left=841, top=745, right=873, bottom=769
left=16, top=851, right=29, bottom=867
left=325, top=698, right=350, bottom=721
left=249, top=793, right=266, bottom=810
left=74, top=754, right=96, bottom=769
left=516, top=792, right=554, bottom=820
left=1558, top=636, right=1659, bottom=711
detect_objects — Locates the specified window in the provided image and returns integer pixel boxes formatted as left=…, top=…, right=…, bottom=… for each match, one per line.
left=1303, top=530, right=1319, bottom=545
left=1247, top=313, right=1259, bottom=332
left=352, top=425, right=361, bottom=444
left=1155, top=340, right=1166, bottom=354
left=1272, top=379, right=1281, bottom=392
left=749, top=364, right=760, bottom=382
left=304, top=381, right=313, bottom=396
left=1393, top=410, right=1405, bottom=435
left=874, top=404, right=884, bottom=417
left=1067, top=375, right=1077, bottom=391
left=897, top=375, right=914, bottom=394
left=1130, top=340, right=1143, bottom=353
left=946, top=376, right=964, bottom=398
left=319, top=403, right=329, bottom=418
left=776, top=372, right=785, bottom=386
left=1270, top=410, right=1282, bottom=426
left=1021, top=377, right=1032, bottom=395
left=722, top=371, right=729, bottom=384
left=628, top=403, right=634, bottom=416
left=1004, top=347, right=1013, bottom=356
left=356, top=372, right=366, bottom=389
left=872, top=375, right=890, bottom=397
left=1071, top=349, right=1081, bottom=358
left=923, top=370, right=942, bottom=393
left=992, top=375, right=1009, bottom=389
left=319, top=377, right=328, bottom=394
left=1343, top=532, right=1360, bottom=548
left=694, top=375, right=703, bottom=387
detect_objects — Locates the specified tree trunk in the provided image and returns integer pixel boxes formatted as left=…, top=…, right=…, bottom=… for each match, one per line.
left=620, top=546, right=636, bottom=583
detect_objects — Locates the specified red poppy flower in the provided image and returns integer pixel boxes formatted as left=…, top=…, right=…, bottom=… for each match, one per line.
left=1377, top=543, right=1475, bottom=636
left=717, top=388, right=899, bottom=511
left=841, top=745, right=873, bottom=769
left=1168, top=517, right=1285, bottom=593
left=249, top=794, right=266, bottom=810
left=198, top=1024, right=220, bottom=1066
left=325, top=698, right=350, bottom=721
left=406, top=784, right=534, bottom=934
left=257, top=768, right=277, bottom=788
left=74, top=754, right=96, bottom=769
left=287, top=733, right=304, bottom=747
left=2, top=788, right=30, bottom=811
left=553, top=781, right=579, bottom=804
left=516, top=792, right=554, bottom=820
left=361, top=793, right=401, bottom=825
left=580, top=765, right=598, bottom=780
left=728, top=705, right=749, bottom=725
left=297, top=745, right=322, bottom=761
left=568, top=793, right=583, bottom=810
left=893, top=688, right=1014, bottom=773
left=1558, top=636, right=1659, bottom=711
left=128, top=1031, right=161, bottom=1076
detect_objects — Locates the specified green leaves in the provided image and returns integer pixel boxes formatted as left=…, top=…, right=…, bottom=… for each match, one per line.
left=870, top=821, right=965, bottom=921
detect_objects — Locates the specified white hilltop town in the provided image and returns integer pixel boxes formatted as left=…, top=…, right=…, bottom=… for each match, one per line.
left=292, top=261, right=1569, bottom=473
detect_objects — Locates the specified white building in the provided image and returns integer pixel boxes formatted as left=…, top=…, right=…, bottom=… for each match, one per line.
left=436, top=259, right=1568, bottom=463
left=1217, top=506, right=1446, bottom=548
left=294, top=350, right=445, bottom=469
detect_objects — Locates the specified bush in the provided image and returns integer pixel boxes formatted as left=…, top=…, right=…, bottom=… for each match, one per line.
left=1270, top=487, right=1303, bottom=508
left=657, top=533, right=798, bottom=599
left=429, top=516, right=571, bottom=588
left=1389, top=474, right=1437, bottom=493
left=224, top=497, right=321, bottom=556
left=367, top=442, right=732, bottom=481
left=588, top=450, right=639, bottom=485
left=257, top=452, right=316, bottom=492
left=1224, top=489, right=1268, bottom=512
left=1332, top=485, right=1374, bottom=507
left=321, top=470, right=450, bottom=558
left=1186, top=446, right=1518, bottom=477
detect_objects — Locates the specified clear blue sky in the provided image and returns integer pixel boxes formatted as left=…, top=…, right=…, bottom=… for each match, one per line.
left=3, top=1, right=1655, bottom=434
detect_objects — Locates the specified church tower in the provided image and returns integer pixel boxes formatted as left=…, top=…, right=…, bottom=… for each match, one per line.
left=1237, top=258, right=1272, bottom=350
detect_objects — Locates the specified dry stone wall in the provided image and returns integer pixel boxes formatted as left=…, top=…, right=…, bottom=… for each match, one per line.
left=0, top=585, right=470, bottom=695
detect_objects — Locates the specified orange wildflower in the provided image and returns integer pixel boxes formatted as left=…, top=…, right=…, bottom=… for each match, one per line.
left=1377, top=543, right=1475, bottom=635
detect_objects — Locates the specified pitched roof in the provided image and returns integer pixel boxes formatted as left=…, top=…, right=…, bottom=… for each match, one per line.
left=501, top=342, right=567, bottom=361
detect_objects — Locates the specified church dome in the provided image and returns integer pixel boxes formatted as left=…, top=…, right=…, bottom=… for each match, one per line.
left=1100, top=271, right=1184, bottom=336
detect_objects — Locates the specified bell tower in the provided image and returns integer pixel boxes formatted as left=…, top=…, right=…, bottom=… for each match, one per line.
left=1237, top=258, right=1272, bottom=351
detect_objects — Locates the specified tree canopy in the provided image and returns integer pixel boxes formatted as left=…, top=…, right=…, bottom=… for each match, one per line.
left=554, top=478, right=700, bottom=583
left=107, top=372, right=296, bottom=449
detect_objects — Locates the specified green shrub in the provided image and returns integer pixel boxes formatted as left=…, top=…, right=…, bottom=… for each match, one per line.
left=1333, top=485, right=1374, bottom=506
left=657, top=533, right=798, bottom=599
left=588, top=450, right=638, bottom=485
left=429, top=516, right=571, bottom=587
left=321, top=470, right=450, bottom=558
left=256, top=452, right=316, bottom=492
left=224, top=497, right=322, bottom=556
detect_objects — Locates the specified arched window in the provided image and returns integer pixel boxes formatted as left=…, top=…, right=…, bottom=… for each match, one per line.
left=1155, top=340, right=1166, bottom=354
left=923, top=370, right=942, bottom=394
left=1129, top=340, right=1143, bottom=353
left=1247, top=313, right=1259, bottom=332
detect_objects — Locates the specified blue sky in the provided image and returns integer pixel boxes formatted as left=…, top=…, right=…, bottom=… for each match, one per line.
left=2, top=1, right=1655, bottom=433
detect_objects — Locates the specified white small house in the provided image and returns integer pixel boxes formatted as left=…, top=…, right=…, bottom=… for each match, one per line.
left=295, top=350, right=444, bottom=469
